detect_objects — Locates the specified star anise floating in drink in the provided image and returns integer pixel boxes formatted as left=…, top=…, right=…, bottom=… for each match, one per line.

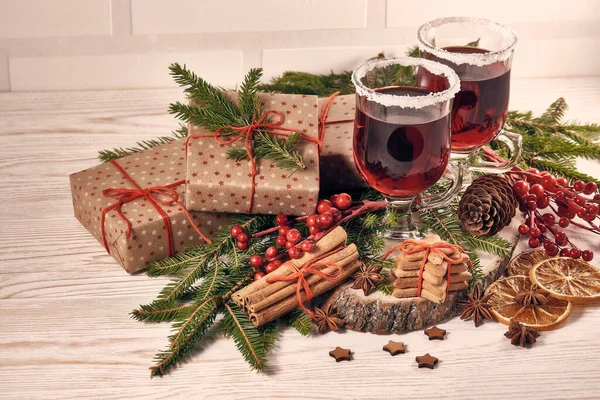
left=504, top=319, right=540, bottom=347
left=514, top=284, right=549, bottom=307
left=312, top=304, right=344, bottom=334
left=457, top=285, right=494, bottom=327
left=352, top=263, right=384, bottom=296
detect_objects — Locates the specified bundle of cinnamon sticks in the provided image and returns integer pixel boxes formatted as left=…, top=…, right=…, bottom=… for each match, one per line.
left=232, top=226, right=361, bottom=327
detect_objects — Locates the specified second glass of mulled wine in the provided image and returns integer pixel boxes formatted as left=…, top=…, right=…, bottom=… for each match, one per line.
left=417, top=17, right=522, bottom=179
left=352, top=57, right=463, bottom=241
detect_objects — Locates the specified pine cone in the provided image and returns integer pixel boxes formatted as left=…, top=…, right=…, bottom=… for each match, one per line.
left=459, top=175, right=517, bottom=236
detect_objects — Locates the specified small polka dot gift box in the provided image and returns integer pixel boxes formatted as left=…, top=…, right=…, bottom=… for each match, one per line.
left=69, top=139, right=229, bottom=274
left=185, top=92, right=320, bottom=216
left=318, top=93, right=367, bottom=191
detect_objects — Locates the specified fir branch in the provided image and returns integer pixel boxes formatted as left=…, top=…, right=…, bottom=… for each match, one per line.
left=220, top=304, right=272, bottom=371
left=131, top=300, right=193, bottom=323
left=237, top=68, right=263, bottom=121
left=146, top=246, right=209, bottom=277
left=283, top=308, right=312, bottom=336
left=540, top=97, right=568, bottom=123
left=463, top=235, right=512, bottom=258
left=528, top=158, right=600, bottom=186
left=254, top=131, right=305, bottom=170
left=97, top=124, right=188, bottom=163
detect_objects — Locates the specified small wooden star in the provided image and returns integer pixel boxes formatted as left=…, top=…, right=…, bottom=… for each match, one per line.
left=382, top=340, right=406, bottom=356
left=424, top=326, right=446, bottom=340
left=329, top=346, right=351, bottom=362
left=415, top=353, right=439, bottom=369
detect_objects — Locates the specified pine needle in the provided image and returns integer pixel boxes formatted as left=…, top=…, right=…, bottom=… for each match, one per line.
left=283, top=309, right=312, bottom=336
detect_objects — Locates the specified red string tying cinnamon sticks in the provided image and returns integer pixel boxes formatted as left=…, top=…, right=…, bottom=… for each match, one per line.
left=266, top=246, right=344, bottom=319
left=383, top=240, right=472, bottom=297
left=186, top=109, right=322, bottom=214
left=100, top=160, right=211, bottom=258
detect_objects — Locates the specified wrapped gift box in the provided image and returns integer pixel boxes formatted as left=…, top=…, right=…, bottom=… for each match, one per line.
left=186, top=92, right=320, bottom=216
left=318, top=94, right=367, bottom=190
left=69, top=139, right=229, bottom=274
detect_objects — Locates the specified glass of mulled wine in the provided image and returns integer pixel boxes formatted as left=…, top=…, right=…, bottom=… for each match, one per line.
left=417, top=17, right=522, bottom=182
left=352, top=57, right=464, bottom=240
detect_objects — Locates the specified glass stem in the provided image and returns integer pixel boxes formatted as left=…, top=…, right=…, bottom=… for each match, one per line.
left=383, top=198, right=422, bottom=241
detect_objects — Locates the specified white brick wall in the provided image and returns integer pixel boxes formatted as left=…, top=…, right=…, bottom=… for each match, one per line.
left=0, top=0, right=598, bottom=92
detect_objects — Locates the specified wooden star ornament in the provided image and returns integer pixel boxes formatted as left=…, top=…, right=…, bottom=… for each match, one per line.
left=415, top=353, right=439, bottom=369
left=424, top=326, right=446, bottom=340
left=383, top=340, right=406, bottom=356
left=329, top=346, right=351, bottom=362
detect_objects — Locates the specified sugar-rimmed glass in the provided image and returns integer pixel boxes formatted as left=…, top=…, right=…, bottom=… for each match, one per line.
left=417, top=17, right=522, bottom=182
left=352, top=57, right=463, bottom=240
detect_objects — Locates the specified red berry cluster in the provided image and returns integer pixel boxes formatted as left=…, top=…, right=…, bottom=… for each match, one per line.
left=231, top=193, right=355, bottom=281
left=513, top=169, right=598, bottom=261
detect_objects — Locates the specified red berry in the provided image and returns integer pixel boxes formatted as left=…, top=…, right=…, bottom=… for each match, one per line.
left=541, top=175, right=556, bottom=190
left=528, top=237, right=540, bottom=248
left=584, top=182, right=598, bottom=195
left=567, top=209, right=577, bottom=219
left=528, top=168, right=541, bottom=175
left=286, top=228, right=301, bottom=244
left=329, top=208, right=343, bottom=222
left=513, top=181, right=530, bottom=197
left=334, top=193, right=352, bottom=210
left=560, top=248, right=570, bottom=257
left=576, top=208, right=587, bottom=218
left=276, top=235, right=287, bottom=247
left=519, top=203, right=528, bottom=213
left=556, top=177, right=569, bottom=187
left=308, top=225, right=320, bottom=236
left=317, top=200, right=332, bottom=214
left=582, top=250, right=594, bottom=262
left=556, top=206, right=568, bottom=218
left=301, top=241, right=313, bottom=252
left=530, top=228, right=541, bottom=238
left=526, top=194, right=537, bottom=203
left=265, top=263, right=278, bottom=274
left=237, top=241, right=249, bottom=250
left=586, top=204, right=599, bottom=215
left=542, top=213, right=555, bottom=225
left=558, top=217, right=570, bottom=228
left=250, top=255, right=264, bottom=269
left=237, top=232, right=249, bottom=243
left=570, top=248, right=582, bottom=259
left=527, top=201, right=537, bottom=211
left=573, top=180, right=585, bottom=192
left=330, top=194, right=338, bottom=204
left=576, top=197, right=587, bottom=207
left=538, top=224, right=547, bottom=234
left=278, top=225, right=290, bottom=236
left=230, top=225, right=244, bottom=238
left=530, top=184, right=545, bottom=199
left=273, top=259, right=283, bottom=267
left=275, top=213, right=288, bottom=226
left=317, top=212, right=334, bottom=228
left=254, top=272, right=266, bottom=281
left=518, top=224, right=530, bottom=235
left=285, top=241, right=294, bottom=249
left=594, top=194, right=600, bottom=201
left=306, top=214, right=318, bottom=227
left=546, top=244, right=559, bottom=256
left=265, top=246, right=278, bottom=259
left=288, top=246, right=302, bottom=259
left=537, top=196, right=550, bottom=209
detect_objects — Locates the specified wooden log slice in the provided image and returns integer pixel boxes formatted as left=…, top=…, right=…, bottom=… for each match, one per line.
left=323, top=220, right=521, bottom=334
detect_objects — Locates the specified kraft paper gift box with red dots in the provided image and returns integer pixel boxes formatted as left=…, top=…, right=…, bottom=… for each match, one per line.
left=69, top=139, right=229, bottom=274
left=185, top=92, right=320, bottom=216
left=318, top=94, right=367, bottom=190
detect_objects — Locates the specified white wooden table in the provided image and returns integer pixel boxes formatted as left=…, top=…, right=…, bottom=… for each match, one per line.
left=1, top=78, right=599, bottom=400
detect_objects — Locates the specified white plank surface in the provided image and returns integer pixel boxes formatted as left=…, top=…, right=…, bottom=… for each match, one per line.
left=1, top=78, right=600, bottom=399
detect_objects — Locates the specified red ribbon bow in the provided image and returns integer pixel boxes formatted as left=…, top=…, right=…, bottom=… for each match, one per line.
left=100, top=160, right=211, bottom=260
left=383, top=240, right=472, bottom=297
left=266, top=247, right=344, bottom=319
left=186, top=109, right=322, bottom=214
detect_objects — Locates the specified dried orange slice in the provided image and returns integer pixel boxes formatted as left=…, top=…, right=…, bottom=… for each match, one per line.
left=507, top=250, right=549, bottom=276
left=485, top=275, right=572, bottom=330
left=530, top=257, right=600, bottom=304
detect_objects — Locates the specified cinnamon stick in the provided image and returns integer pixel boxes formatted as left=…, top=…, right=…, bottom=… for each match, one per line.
left=247, top=244, right=358, bottom=313
left=231, top=226, right=347, bottom=306
left=249, top=260, right=362, bottom=327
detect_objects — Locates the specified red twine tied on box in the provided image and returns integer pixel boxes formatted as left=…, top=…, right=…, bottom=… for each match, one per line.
left=383, top=240, right=472, bottom=297
left=100, top=160, right=212, bottom=258
left=317, top=91, right=355, bottom=143
left=186, top=109, right=322, bottom=214
left=266, top=246, right=344, bottom=319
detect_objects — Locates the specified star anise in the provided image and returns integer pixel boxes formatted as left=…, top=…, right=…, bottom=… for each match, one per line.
left=312, top=303, right=344, bottom=334
left=457, top=285, right=494, bottom=327
left=514, top=284, right=549, bottom=307
left=352, top=263, right=384, bottom=296
left=504, top=319, right=540, bottom=347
